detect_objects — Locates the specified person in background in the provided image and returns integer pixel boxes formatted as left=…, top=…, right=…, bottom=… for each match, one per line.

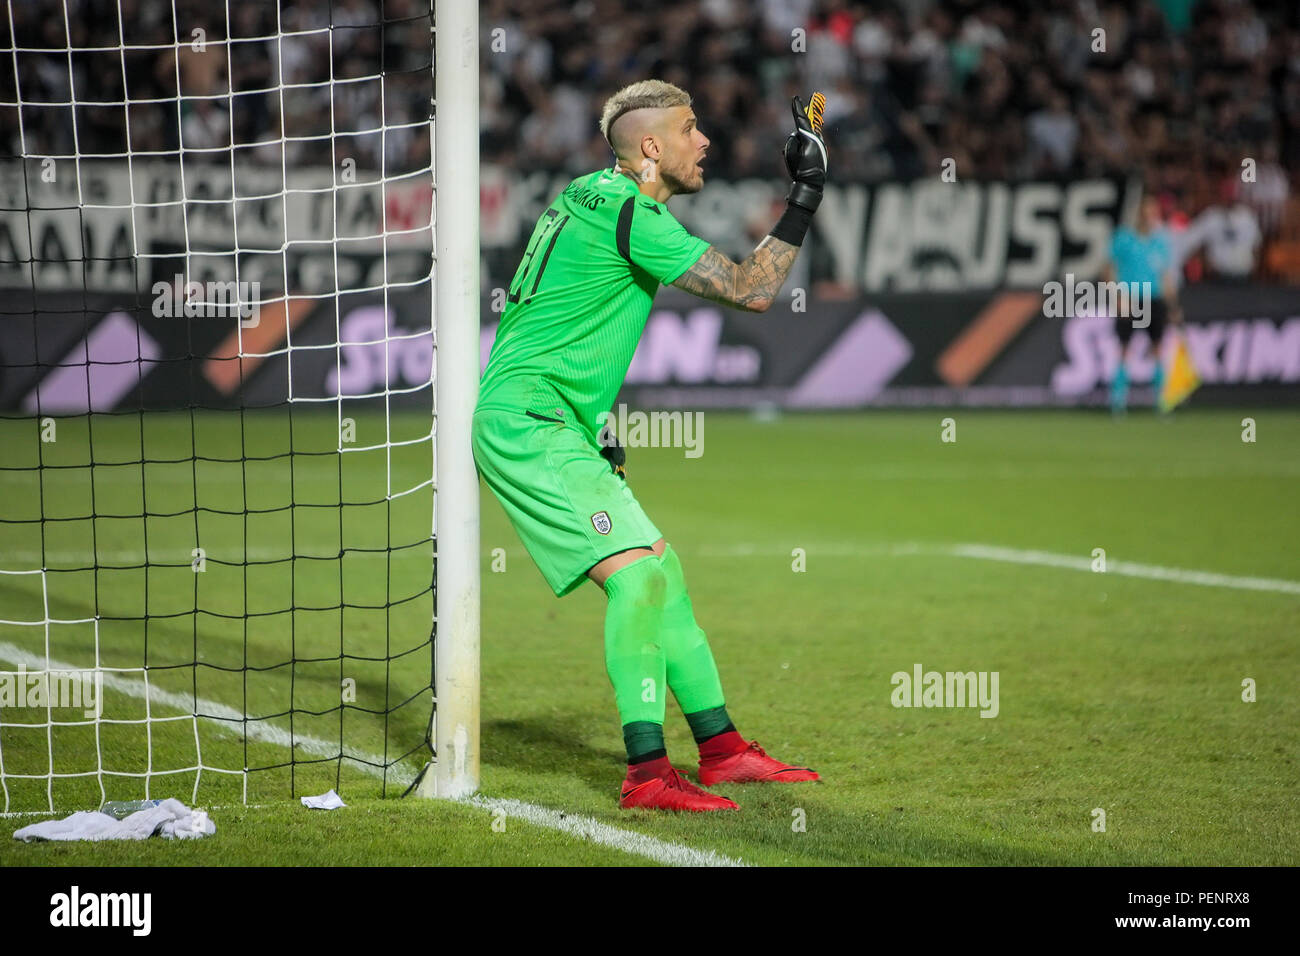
left=1181, top=183, right=1264, bottom=281
left=1105, top=195, right=1181, bottom=415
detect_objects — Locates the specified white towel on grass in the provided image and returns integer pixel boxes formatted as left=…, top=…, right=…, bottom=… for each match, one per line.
left=12, top=798, right=215, bottom=842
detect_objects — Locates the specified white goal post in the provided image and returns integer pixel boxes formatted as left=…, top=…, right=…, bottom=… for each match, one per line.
left=426, top=0, right=480, bottom=799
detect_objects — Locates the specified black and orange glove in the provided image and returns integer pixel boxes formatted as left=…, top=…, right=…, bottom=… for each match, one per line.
left=782, top=92, right=828, bottom=213
left=597, top=427, right=626, bottom=480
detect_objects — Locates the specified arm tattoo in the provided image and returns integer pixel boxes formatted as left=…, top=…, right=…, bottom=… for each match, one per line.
left=671, top=237, right=800, bottom=312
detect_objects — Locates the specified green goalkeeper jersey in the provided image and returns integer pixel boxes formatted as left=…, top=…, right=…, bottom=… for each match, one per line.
left=476, top=167, right=710, bottom=445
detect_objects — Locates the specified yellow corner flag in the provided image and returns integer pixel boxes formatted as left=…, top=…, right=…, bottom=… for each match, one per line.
left=1159, top=331, right=1200, bottom=412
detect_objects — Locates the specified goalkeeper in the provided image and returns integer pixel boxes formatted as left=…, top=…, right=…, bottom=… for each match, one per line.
left=472, top=80, right=825, bottom=812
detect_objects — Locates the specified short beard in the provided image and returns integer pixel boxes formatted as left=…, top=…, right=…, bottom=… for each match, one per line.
left=661, top=163, right=701, bottom=196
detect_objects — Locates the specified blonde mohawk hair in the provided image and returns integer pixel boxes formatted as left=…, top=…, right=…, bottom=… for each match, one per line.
left=599, top=79, right=692, bottom=150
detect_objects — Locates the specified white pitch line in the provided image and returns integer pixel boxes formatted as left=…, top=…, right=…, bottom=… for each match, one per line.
left=0, top=547, right=431, bottom=566
left=0, top=642, right=739, bottom=867
left=0, top=800, right=277, bottom=820
left=461, top=796, right=746, bottom=867
left=943, top=543, right=1300, bottom=595
left=13, top=542, right=1298, bottom=596
left=695, top=541, right=1300, bottom=596
left=0, top=641, right=413, bottom=786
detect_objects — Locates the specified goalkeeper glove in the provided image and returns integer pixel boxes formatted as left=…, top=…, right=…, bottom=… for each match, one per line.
left=598, top=426, right=626, bottom=480
left=782, top=93, right=828, bottom=214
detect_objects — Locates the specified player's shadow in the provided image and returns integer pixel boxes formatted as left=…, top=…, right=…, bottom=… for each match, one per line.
left=482, top=713, right=626, bottom=793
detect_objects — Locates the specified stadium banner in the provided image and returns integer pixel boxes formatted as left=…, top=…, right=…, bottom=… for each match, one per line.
left=0, top=158, right=432, bottom=298
left=1, top=159, right=1294, bottom=410
left=486, top=168, right=1141, bottom=294
left=620, top=286, right=1300, bottom=408
left=3, top=283, right=1297, bottom=413
left=3, top=160, right=1133, bottom=297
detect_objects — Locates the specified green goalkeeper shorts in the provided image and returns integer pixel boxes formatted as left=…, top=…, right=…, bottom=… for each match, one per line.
left=471, top=407, right=663, bottom=597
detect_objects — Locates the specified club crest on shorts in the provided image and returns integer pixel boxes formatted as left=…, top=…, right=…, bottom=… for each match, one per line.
left=591, top=511, right=612, bottom=535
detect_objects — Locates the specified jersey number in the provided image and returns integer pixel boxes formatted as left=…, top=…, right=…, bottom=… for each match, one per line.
left=507, top=208, right=570, bottom=305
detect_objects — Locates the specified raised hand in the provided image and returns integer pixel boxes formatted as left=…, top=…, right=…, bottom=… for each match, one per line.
left=782, top=93, right=828, bottom=212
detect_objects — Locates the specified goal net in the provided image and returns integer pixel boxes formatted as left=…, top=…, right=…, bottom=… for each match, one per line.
left=0, top=0, right=479, bottom=813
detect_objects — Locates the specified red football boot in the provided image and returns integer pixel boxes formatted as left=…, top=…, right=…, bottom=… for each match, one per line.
left=697, top=739, right=821, bottom=785
left=619, top=766, right=740, bottom=812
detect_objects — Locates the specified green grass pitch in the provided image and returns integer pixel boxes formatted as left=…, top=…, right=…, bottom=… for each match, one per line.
left=1, top=407, right=1297, bottom=866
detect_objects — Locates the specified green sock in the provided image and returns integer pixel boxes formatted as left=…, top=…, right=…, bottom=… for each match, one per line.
left=602, top=555, right=668, bottom=762
left=684, top=704, right=736, bottom=744
left=657, top=543, right=727, bottom=717
left=622, top=721, right=666, bottom=764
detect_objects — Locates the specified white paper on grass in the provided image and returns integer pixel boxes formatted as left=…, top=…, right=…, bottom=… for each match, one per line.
left=300, top=789, right=347, bottom=810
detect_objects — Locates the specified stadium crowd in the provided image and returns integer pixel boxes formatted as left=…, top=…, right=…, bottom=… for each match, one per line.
left=1, top=0, right=433, bottom=175
left=479, top=0, right=1299, bottom=277
left=3, top=0, right=1298, bottom=278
